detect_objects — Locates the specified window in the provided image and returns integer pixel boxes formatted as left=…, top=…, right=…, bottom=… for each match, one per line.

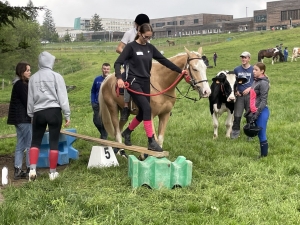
left=194, top=19, right=199, bottom=24
left=254, top=15, right=267, bottom=23
left=180, top=20, right=184, bottom=25
left=281, top=9, right=300, bottom=21
left=155, top=22, right=165, bottom=27
left=167, top=21, right=177, bottom=25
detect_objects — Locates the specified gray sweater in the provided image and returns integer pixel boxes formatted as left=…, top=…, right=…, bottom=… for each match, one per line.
left=27, top=51, right=70, bottom=120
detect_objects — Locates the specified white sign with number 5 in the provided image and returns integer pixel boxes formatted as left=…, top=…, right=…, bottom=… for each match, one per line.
left=87, top=146, right=119, bottom=168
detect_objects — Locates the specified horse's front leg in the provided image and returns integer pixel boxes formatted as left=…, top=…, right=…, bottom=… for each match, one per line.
left=157, top=112, right=171, bottom=147
left=225, top=110, right=234, bottom=138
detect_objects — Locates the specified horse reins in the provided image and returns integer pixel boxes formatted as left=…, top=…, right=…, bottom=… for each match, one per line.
left=116, top=57, right=208, bottom=98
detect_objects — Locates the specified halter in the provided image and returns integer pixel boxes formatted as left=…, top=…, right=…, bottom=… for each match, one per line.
left=184, top=57, right=208, bottom=88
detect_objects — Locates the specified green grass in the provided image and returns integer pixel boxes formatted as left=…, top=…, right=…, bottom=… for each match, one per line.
left=1, top=28, right=300, bottom=224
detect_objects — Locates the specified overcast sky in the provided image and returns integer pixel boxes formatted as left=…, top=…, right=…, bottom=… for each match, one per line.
left=6, top=0, right=274, bottom=27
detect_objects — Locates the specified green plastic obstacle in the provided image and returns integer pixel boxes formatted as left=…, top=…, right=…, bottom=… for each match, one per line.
left=128, top=155, right=192, bottom=189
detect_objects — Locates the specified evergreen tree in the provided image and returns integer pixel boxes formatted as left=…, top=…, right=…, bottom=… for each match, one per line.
left=90, top=13, right=103, bottom=31
left=0, top=1, right=43, bottom=28
left=78, top=32, right=85, bottom=41
left=40, top=9, right=58, bottom=42
left=26, top=0, right=38, bottom=21
left=63, top=31, right=71, bottom=42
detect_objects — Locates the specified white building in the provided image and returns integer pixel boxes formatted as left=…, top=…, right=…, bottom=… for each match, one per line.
left=74, top=17, right=134, bottom=32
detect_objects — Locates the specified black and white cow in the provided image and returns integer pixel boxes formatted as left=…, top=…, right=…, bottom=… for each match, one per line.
left=209, top=71, right=246, bottom=139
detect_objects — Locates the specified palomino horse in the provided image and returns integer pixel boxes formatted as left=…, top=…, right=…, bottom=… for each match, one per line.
left=258, top=48, right=284, bottom=64
left=99, top=47, right=211, bottom=150
left=166, top=40, right=175, bottom=46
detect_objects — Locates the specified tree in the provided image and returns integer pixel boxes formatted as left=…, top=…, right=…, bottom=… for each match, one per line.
left=40, top=9, right=58, bottom=42
left=78, top=32, right=85, bottom=41
left=63, top=31, right=71, bottom=42
left=0, top=1, right=43, bottom=28
left=90, top=13, right=103, bottom=31
left=0, top=18, right=42, bottom=79
left=26, top=0, right=38, bottom=21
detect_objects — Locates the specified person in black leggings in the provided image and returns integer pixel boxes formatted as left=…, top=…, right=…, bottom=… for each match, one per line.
left=114, top=23, right=188, bottom=152
left=27, top=51, right=70, bottom=181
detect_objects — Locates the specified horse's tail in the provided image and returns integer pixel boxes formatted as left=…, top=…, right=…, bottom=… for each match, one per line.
left=99, top=76, right=115, bottom=137
left=258, top=51, right=262, bottom=62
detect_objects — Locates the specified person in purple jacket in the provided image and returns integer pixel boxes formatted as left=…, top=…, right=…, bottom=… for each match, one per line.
left=114, top=23, right=188, bottom=152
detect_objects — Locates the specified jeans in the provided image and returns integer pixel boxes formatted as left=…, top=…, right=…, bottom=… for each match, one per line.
left=15, top=123, right=32, bottom=168
left=92, top=103, right=108, bottom=139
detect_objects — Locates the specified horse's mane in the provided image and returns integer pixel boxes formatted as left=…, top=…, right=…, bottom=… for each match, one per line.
left=153, top=51, right=201, bottom=64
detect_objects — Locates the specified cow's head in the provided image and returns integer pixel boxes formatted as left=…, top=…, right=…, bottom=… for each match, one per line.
left=212, top=71, right=238, bottom=102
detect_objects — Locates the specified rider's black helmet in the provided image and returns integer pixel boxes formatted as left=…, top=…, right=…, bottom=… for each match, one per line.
left=134, top=14, right=150, bottom=26
left=243, top=122, right=262, bottom=137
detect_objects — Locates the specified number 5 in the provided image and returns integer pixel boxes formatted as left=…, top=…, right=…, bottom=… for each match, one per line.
left=104, top=147, right=110, bottom=159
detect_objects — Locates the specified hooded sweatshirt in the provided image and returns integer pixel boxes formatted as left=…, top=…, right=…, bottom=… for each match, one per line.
left=27, top=51, right=70, bottom=120
left=249, top=76, right=270, bottom=114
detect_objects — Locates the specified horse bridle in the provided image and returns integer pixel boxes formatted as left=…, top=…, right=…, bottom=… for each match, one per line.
left=184, top=57, right=208, bottom=88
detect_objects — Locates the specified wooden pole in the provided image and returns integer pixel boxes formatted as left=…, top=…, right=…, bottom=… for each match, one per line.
left=0, top=131, right=169, bottom=158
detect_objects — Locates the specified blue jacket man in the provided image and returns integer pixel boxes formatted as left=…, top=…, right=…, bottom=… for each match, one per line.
left=91, top=63, right=110, bottom=139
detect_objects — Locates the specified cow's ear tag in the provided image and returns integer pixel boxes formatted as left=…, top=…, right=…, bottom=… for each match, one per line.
left=216, top=80, right=220, bottom=84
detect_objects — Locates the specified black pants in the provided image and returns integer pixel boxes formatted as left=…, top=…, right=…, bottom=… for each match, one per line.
left=31, top=108, right=62, bottom=150
left=92, top=103, right=108, bottom=139
left=127, top=76, right=151, bottom=121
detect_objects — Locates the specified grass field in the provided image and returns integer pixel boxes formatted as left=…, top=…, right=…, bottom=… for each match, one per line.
left=1, top=28, right=300, bottom=224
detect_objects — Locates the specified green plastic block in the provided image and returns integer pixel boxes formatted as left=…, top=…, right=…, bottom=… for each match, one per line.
left=128, top=155, right=192, bottom=189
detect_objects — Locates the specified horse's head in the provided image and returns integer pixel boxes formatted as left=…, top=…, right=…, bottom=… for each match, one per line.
left=184, top=47, right=211, bottom=98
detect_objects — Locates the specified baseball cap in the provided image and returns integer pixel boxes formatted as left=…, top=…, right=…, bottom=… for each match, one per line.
left=134, top=14, right=150, bottom=26
left=240, top=51, right=251, bottom=58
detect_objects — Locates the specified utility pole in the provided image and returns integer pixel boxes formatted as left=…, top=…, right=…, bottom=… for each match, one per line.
left=246, top=7, right=248, bottom=17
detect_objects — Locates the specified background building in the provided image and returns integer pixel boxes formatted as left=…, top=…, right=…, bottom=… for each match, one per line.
left=254, top=0, right=300, bottom=31
left=74, top=17, right=133, bottom=31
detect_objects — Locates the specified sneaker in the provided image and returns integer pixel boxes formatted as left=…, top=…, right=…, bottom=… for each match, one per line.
left=29, top=169, right=37, bottom=181
left=14, top=167, right=26, bottom=180
left=49, top=172, right=59, bottom=181
left=120, top=107, right=130, bottom=121
left=230, top=130, right=240, bottom=139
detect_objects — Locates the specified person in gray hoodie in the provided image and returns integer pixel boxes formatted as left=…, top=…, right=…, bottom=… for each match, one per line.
left=27, top=51, right=70, bottom=181
left=245, top=62, right=270, bottom=158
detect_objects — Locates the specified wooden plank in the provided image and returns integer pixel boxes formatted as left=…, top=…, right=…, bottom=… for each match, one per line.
left=0, top=133, right=16, bottom=139
left=0, top=131, right=169, bottom=157
left=60, top=130, right=169, bottom=157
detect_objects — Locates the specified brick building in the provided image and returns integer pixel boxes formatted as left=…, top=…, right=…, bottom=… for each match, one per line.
left=254, top=0, right=300, bottom=31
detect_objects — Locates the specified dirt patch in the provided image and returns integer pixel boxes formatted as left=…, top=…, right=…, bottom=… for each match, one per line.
left=0, top=104, right=9, bottom=118
left=0, top=104, right=68, bottom=202
left=0, top=154, right=68, bottom=185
